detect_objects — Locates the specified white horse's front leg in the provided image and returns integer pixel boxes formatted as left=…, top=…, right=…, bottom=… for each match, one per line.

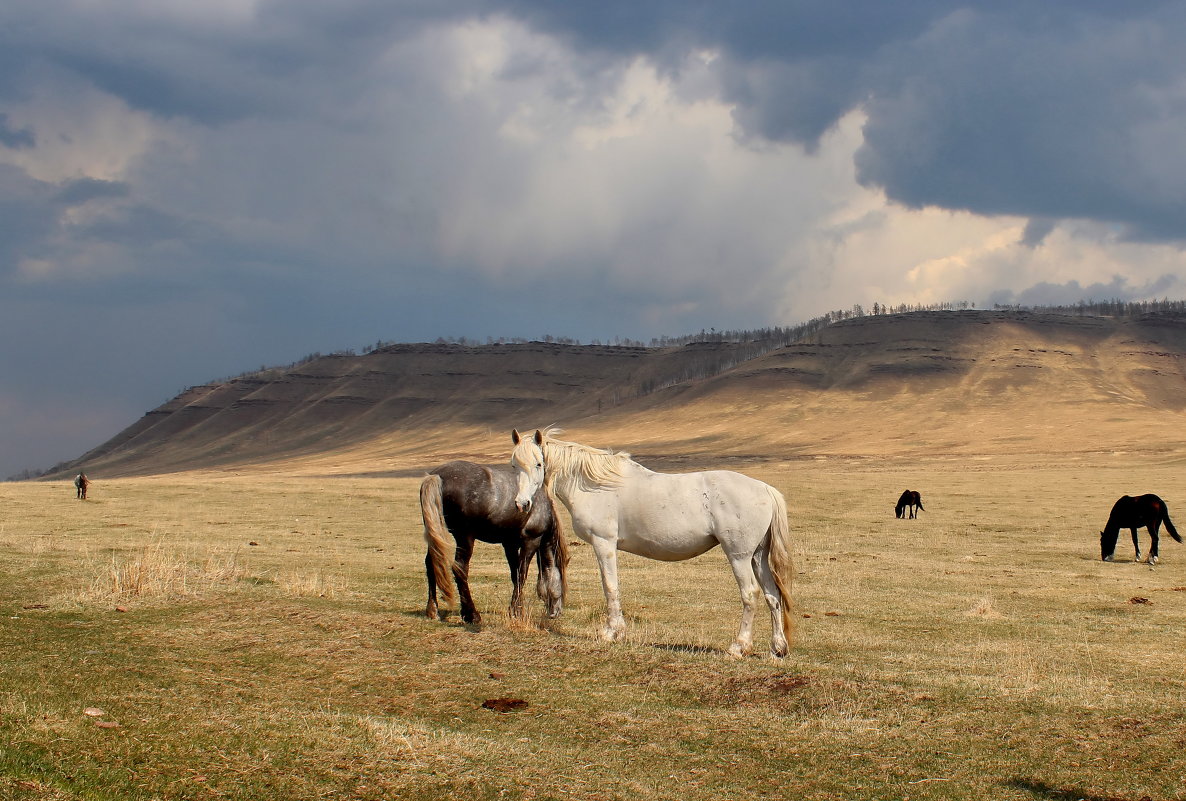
left=590, top=536, right=627, bottom=641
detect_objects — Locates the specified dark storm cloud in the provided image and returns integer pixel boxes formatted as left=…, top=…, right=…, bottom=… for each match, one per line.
left=0, top=113, right=34, bottom=149
left=491, top=1, right=945, bottom=144
left=495, top=0, right=1186, bottom=241
left=851, top=3, right=1186, bottom=241
left=0, top=165, right=58, bottom=270
left=491, top=0, right=948, bottom=63
left=0, top=0, right=472, bottom=124
left=1020, top=218, right=1058, bottom=249
left=8, top=1, right=1185, bottom=236
left=988, top=273, right=1180, bottom=308
left=0, top=167, right=133, bottom=276
left=53, top=177, right=130, bottom=206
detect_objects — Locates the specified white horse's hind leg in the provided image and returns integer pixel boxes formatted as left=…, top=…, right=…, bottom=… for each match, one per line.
left=753, top=545, right=789, bottom=658
left=590, top=536, right=627, bottom=641
left=725, top=552, right=761, bottom=657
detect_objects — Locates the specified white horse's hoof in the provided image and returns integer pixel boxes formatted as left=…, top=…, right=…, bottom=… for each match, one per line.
left=727, top=644, right=745, bottom=658
left=600, top=626, right=626, bottom=642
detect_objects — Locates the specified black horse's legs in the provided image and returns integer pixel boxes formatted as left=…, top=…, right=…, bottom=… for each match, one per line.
left=424, top=552, right=440, bottom=620
left=1131, top=528, right=1142, bottom=563
left=1148, top=522, right=1161, bottom=564
left=453, top=536, right=481, bottom=624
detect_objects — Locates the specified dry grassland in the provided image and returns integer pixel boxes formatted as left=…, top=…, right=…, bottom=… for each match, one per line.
left=3, top=454, right=1186, bottom=800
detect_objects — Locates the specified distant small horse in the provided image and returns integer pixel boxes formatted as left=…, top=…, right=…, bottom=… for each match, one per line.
left=422, top=460, right=568, bottom=624
left=74, top=473, right=90, bottom=500
left=895, top=490, right=923, bottom=519
left=1100, top=494, right=1181, bottom=565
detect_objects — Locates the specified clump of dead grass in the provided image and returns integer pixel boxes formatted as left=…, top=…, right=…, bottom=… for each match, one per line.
left=501, top=610, right=547, bottom=634
left=965, top=595, right=1005, bottom=619
left=0, top=532, right=63, bottom=555
left=276, top=569, right=347, bottom=598
left=71, top=542, right=249, bottom=603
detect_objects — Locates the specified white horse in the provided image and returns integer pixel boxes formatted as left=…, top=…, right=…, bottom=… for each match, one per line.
left=510, top=429, right=794, bottom=658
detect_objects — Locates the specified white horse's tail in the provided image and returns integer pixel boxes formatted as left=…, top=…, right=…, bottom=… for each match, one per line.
left=420, top=473, right=456, bottom=606
left=765, top=485, right=795, bottom=647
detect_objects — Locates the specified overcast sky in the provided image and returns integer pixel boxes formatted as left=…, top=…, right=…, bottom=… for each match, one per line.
left=4, top=1, right=1186, bottom=477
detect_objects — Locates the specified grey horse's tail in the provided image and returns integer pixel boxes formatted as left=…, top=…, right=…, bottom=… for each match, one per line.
left=420, top=473, right=456, bottom=605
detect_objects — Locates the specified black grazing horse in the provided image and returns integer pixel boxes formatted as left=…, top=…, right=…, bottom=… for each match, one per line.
left=74, top=472, right=90, bottom=500
left=1100, top=494, right=1182, bottom=565
left=421, top=460, right=568, bottom=624
left=895, top=490, right=924, bottom=519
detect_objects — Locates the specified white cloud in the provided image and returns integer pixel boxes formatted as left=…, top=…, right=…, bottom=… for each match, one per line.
left=2, top=73, right=169, bottom=184
left=419, top=20, right=868, bottom=326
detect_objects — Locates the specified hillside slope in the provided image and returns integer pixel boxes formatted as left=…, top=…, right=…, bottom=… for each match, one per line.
left=579, top=309, right=1186, bottom=465
left=56, top=310, right=1186, bottom=477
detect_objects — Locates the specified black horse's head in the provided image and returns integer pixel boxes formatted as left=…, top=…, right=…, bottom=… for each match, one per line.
left=1100, top=529, right=1118, bottom=561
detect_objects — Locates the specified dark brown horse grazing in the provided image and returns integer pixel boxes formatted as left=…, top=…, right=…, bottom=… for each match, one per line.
left=74, top=472, right=90, bottom=500
left=422, top=460, right=568, bottom=624
left=895, top=490, right=923, bottom=519
left=1100, top=494, right=1181, bottom=565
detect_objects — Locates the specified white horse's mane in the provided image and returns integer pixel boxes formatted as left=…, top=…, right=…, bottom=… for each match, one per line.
left=538, top=429, right=633, bottom=489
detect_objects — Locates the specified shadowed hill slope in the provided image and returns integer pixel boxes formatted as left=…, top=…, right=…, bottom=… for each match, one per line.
left=54, top=310, right=1186, bottom=477
left=58, top=339, right=768, bottom=476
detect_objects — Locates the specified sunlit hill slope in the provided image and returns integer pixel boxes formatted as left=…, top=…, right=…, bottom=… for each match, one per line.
left=56, top=310, right=1186, bottom=477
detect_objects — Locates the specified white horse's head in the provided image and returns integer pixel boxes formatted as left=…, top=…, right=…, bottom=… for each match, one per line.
left=510, top=428, right=546, bottom=512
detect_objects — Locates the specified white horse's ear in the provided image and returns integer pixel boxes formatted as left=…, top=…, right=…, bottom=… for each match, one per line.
left=534, top=429, right=545, bottom=446
left=512, top=429, right=521, bottom=444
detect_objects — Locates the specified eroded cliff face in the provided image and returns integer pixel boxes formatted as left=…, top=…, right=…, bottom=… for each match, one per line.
left=592, top=311, right=1186, bottom=462
left=54, top=311, right=1186, bottom=476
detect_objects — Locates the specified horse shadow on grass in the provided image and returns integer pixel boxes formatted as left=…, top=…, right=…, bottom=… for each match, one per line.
left=1007, top=778, right=1154, bottom=801
left=403, top=605, right=573, bottom=636
left=646, top=640, right=730, bottom=657
left=399, top=607, right=482, bottom=631
left=404, top=606, right=732, bottom=655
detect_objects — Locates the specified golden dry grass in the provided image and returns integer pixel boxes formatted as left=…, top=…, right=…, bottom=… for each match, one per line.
left=3, top=448, right=1186, bottom=800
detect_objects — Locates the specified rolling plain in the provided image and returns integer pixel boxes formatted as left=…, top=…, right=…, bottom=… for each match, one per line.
left=4, top=310, right=1186, bottom=800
